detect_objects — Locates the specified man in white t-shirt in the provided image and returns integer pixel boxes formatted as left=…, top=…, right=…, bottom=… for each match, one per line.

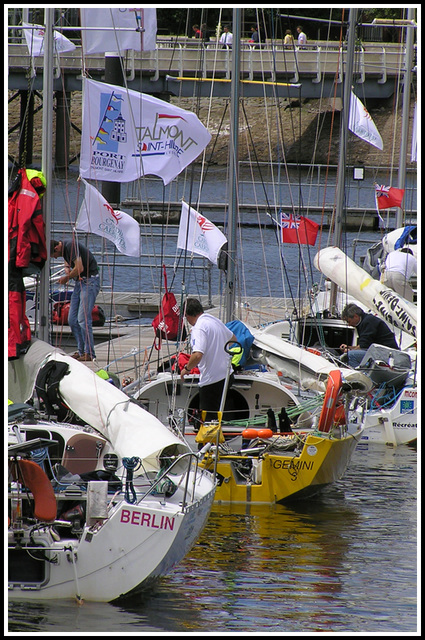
left=382, top=248, right=417, bottom=302
left=181, top=298, right=236, bottom=422
left=296, top=25, right=307, bottom=47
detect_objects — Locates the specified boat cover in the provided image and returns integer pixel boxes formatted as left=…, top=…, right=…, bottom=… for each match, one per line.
left=8, top=339, right=189, bottom=473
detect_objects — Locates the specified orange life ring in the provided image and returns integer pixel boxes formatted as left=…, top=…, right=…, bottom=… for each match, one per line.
left=317, top=370, right=343, bottom=433
left=14, top=460, right=57, bottom=522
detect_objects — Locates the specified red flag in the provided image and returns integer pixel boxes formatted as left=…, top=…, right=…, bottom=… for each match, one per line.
left=374, top=184, right=405, bottom=210
left=279, top=211, right=319, bottom=245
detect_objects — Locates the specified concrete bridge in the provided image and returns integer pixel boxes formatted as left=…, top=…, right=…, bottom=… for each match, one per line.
left=8, top=39, right=415, bottom=99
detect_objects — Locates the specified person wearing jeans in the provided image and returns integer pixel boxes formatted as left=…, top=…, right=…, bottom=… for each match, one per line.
left=51, top=238, right=100, bottom=361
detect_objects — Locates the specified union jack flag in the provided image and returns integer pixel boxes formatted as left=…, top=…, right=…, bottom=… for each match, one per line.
left=280, top=212, right=300, bottom=229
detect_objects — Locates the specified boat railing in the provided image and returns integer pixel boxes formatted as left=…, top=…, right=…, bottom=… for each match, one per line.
left=138, top=449, right=214, bottom=511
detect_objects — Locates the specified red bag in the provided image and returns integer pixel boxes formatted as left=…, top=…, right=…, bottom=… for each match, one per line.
left=52, top=301, right=105, bottom=327
left=152, top=265, right=186, bottom=349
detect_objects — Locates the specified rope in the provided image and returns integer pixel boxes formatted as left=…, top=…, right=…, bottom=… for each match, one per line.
left=122, top=456, right=141, bottom=504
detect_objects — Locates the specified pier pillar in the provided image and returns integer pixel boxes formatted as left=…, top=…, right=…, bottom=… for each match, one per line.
left=19, top=90, right=34, bottom=166
left=55, top=90, right=71, bottom=169
left=101, top=53, right=124, bottom=208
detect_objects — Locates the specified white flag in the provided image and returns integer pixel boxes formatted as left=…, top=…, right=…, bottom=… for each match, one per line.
left=22, top=22, right=76, bottom=56
left=348, top=91, right=383, bottom=150
left=80, top=8, right=157, bottom=54
left=76, top=178, right=141, bottom=257
left=177, top=201, right=227, bottom=264
left=80, top=78, right=211, bottom=185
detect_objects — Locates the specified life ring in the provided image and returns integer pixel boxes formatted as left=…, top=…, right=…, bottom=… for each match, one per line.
left=317, top=370, right=343, bottom=433
left=13, top=459, right=57, bottom=522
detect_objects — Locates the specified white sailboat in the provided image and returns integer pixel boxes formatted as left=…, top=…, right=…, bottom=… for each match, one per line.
left=8, top=9, right=216, bottom=603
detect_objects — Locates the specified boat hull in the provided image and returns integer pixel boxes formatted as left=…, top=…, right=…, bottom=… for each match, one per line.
left=8, top=485, right=215, bottom=602
left=200, top=430, right=361, bottom=504
left=350, top=386, right=417, bottom=446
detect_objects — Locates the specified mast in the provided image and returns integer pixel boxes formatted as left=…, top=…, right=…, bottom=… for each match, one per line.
left=38, top=7, right=54, bottom=342
left=329, top=8, right=358, bottom=314
left=225, top=8, right=241, bottom=323
left=396, top=7, right=415, bottom=228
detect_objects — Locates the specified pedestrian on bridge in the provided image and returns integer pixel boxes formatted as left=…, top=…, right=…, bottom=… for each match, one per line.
left=297, top=25, right=307, bottom=48
left=284, top=29, right=294, bottom=47
left=219, top=25, right=233, bottom=49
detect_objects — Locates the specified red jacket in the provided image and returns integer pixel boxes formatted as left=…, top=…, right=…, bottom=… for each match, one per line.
left=8, top=169, right=47, bottom=359
left=8, top=168, right=47, bottom=269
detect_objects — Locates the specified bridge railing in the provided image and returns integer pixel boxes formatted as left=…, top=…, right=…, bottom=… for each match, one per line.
left=8, top=40, right=414, bottom=87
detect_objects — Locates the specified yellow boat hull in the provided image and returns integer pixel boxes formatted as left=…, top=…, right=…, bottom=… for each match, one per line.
left=201, top=431, right=361, bottom=504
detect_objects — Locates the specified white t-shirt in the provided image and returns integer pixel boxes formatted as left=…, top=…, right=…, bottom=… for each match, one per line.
left=297, top=32, right=307, bottom=46
left=190, top=313, right=234, bottom=386
left=384, top=250, right=417, bottom=279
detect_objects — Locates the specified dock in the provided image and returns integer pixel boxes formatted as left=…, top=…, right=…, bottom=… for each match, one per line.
left=52, top=291, right=301, bottom=382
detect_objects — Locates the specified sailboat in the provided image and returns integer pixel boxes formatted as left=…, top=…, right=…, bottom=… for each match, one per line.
left=7, top=9, right=216, bottom=603
left=126, top=9, right=371, bottom=504
left=241, top=10, right=418, bottom=448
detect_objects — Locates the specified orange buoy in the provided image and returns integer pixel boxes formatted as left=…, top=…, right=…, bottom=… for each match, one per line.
left=257, top=429, right=273, bottom=439
left=242, top=428, right=261, bottom=440
left=242, top=428, right=274, bottom=440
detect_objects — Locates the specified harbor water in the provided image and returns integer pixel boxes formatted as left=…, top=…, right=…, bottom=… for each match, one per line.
left=8, top=444, right=418, bottom=634
left=50, top=168, right=395, bottom=302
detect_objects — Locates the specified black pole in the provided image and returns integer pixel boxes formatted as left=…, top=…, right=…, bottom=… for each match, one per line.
left=55, top=90, right=71, bottom=169
left=19, top=90, right=34, bottom=166
left=102, top=53, right=124, bottom=208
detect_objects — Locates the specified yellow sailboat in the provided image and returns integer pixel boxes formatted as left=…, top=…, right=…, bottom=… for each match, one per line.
left=199, top=370, right=364, bottom=504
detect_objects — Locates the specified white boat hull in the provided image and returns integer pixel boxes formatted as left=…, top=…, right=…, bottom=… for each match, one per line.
left=349, top=385, right=417, bottom=446
left=8, top=490, right=214, bottom=602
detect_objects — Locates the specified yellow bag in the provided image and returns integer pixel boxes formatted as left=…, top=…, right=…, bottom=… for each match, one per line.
left=195, top=422, right=225, bottom=444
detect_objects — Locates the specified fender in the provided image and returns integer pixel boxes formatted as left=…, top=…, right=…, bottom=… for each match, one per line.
left=317, top=370, right=343, bottom=433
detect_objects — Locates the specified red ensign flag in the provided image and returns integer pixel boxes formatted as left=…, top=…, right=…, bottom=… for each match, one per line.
left=374, top=185, right=405, bottom=210
left=280, top=211, right=319, bottom=245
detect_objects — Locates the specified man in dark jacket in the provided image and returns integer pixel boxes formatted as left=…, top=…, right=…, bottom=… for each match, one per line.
left=339, top=303, right=399, bottom=367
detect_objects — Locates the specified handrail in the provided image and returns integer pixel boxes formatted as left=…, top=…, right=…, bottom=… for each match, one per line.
left=138, top=450, right=213, bottom=511
left=8, top=41, right=414, bottom=87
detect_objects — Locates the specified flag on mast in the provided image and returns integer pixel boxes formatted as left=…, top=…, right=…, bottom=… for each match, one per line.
left=80, top=78, right=211, bottom=185
left=349, top=91, right=383, bottom=150
left=76, top=178, right=141, bottom=257
left=22, top=22, right=76, bottom=56
left=177, top=201, right=227, bottom=264
left=80, top=8, right=157, bottom=53
left=277, top=211, right=319, bottom=245
left=374, top=184, right=405, bottom=210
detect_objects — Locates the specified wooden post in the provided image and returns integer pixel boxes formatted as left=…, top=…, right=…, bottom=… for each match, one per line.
left=101, top=53, right=124, bottom=208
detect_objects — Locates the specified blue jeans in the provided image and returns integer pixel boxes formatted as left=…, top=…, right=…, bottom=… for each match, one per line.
left=345, top=349, right=367, bottom=368
left=68, top=276, right=100, bottom=358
